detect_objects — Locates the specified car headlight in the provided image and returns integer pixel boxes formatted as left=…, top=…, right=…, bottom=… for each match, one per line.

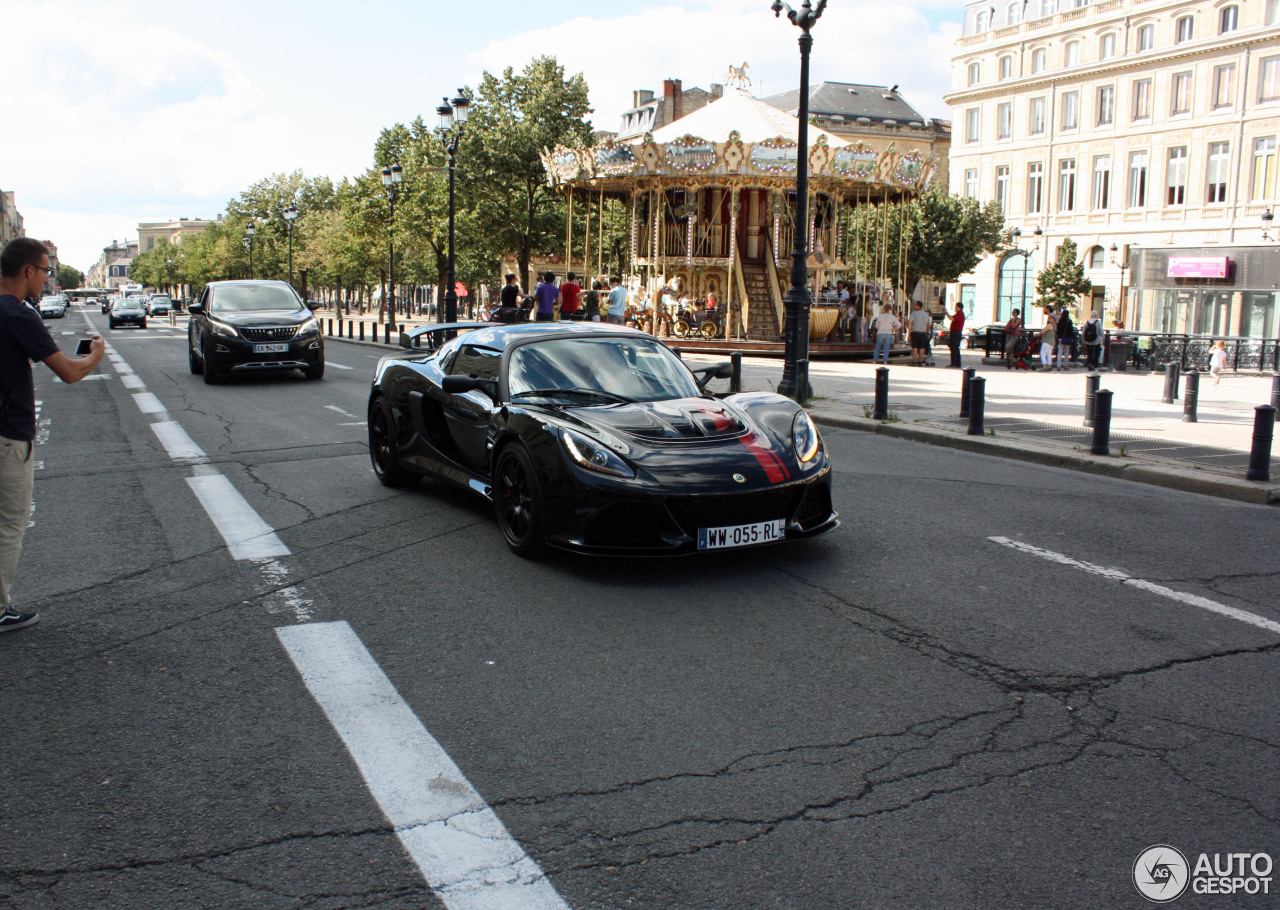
left=561, top=429, right=635, bottom=478
left=297, top=316, right=320, bottom=336
left=792, top=410, right=821, bottom=464
left=209, top=318, right=239, bottom=338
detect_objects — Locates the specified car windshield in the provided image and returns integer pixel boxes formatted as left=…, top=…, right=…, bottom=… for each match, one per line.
left=112, top=301, right=141, bottom=311
left=508, top=336, right=700, bottom=403
left=210, top=284, right=303, bottom=314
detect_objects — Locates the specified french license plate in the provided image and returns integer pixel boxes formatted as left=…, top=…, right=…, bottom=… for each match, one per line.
left=698, top=518, right=786, bottom=550
left=253, top=343, right=289, bottom=353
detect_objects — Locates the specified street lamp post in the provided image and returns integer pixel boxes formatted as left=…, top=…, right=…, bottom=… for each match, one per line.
left=283, top=204, right=298, bottom=288
left=771, top=0, right=828, bottom=402
left=436, top=90, right=470, bottom=335
left=381, top=165, right=403, bottom=331
left=245, top=221, right=256, bottom=279
left=166, top=257, right=173, bottom=296
left=1109, top=243, right=1130, bottom=326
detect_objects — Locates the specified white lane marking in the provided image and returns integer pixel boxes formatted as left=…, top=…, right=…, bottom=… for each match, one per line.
left=327, top=362, right=354, bottom=370
left=61, top=330, right=75, bottom=335
left=988, top=537, right=1280, bottom=635
left=151, top=421, right=207, bottom=460
left=132, top=392, right=166, bottom=414
left=276, top=622, right=570, bottom=910
left=186, top=474, right=290, bottom=560
left=112, top=361, right=133, bottom=374
left=325, top=405, right=357, bottom=418
left=340, top=421, right=367, bottom=427
left=256, top=558, right=313, bottom=622
left=79, top=374, right=112, bottom=381
left=121, top=374, right=146, bottom=390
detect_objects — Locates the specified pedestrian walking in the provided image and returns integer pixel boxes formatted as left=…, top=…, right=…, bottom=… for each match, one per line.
left=560, top=272, right=582, bottom=321
left=534, top=272, right=559, bottom=322
left=1081, top=310, right=1103, bottom=370
left=908, top=301, right=932, bottom=366
left=1039, top=306, right=1057, bottom=371
left=1003, top=309, right=1023, bottom=368
left=872, top=304, right=900, bottom=364
left=947, top=303, right=965, bottom=368
left=605, top=276, right=628, bottom=325
left=1055, top=306, right=1075, bottom=370
left=0, top=238, right=105, bottom=632
left=585, top=280, right=602, bottom=322
left=1209, top=340, right=1228, bottom=384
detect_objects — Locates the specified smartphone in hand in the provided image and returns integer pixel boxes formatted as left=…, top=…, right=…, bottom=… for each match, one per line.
left=75, top=338, right=94, bottom=356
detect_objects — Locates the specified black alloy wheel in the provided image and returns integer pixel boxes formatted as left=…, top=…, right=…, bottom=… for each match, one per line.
left=368, top=398, right=416, bottom=487
left=201, top=338, right=221, bottom=385
left=188, top=328, right=203, bottom=374
left=494, top=445, right=546, bottom=557
left=303, top=359, right=325, bottom=381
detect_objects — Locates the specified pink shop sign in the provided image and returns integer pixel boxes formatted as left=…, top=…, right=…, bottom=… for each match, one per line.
left=1167, top=256, right=1230, bottom=278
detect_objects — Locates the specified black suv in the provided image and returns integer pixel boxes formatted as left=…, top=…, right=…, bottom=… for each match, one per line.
left=188, top=280, right=324, bottom=384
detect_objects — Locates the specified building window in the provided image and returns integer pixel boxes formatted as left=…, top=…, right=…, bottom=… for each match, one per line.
left=1031, top=48, right=1047, bottom=73
left=965, top=168, right=980, bottom=198
left=1213, top=65, right=1235, bottom=110
left=1099, top=33, right=1116, bottom=60
left=1043, top=0, right=1058, bottom=14
left=968, top=62, right=982, bottom=86
left=1138, top=24, right=1155, bottom=51
left=976, top=9, right=990, bottom=30
left=1220, top=5, right=1238, bottom=34
left=147, top=238, right=154, bottom=250
left=1260, top=56, right=1280, bottom=102
left=1206, top=141, right=1230, bottom=203
left=1088, top=245, right=1106, bottom=269
left=998, top=253, right=1037, bottom=322
left=1172, top=72, right=1192, bottom=114
left=996, top=165, right=1011, bottom=210
left=1028, top=162, right=1045, bottom=213
left=998, top=102, right=1013, bottom=138
left=1008, top=1, right=1023, bottom=24
left=1029, top=96, right=1046, bottom=135
left=1270, top=0, right=1280, bottom=26
left=1128, top=150, right=1149, bottom=207
left=1061, top=91, right=1079, bottom=129
left=1058, top=158, right=1077, bottom=211
left=1000, top=55, right=1014, bottom=80
left=966, top=108, right=980, bottom=143
left=1176, top=15, right=1193, bottom=43
left=1132, top=78, right=1152, bottom=120
left=1252, top=137, right=1277, bottom=200
left=1166, top=146, right=1188, bottom=205
left=1092, top=155, right=1111, bottom=209
left=1064, top=41, right=1080, bottom=67
left=1097, top=85, right=1115, bottom=125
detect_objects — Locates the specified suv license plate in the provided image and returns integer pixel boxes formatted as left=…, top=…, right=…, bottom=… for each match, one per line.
left=253, top=343, right=289, bottom=353
left=697, top=519, right=786, bottom=550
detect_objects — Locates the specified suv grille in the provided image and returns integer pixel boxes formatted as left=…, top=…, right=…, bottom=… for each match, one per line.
left=667, top=487, right=804, bottom=533
left=241, top=326, right=298, bottom=342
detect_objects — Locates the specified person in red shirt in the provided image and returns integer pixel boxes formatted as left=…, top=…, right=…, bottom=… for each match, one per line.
left=559, top=272, right=582, bottom=320
left=947, top=303, right=966, bottom=368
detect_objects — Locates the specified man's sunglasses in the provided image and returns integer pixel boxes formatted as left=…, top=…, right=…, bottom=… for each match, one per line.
left=29, top=265, right=55, bottom=276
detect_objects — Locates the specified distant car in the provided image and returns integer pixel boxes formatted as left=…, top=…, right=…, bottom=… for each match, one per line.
left=109, top=298, right=147, bottom=329
left=38, top=296, right=66, bottom=319
left=148, top=295, right=172, bottom=316
left=187, top=279, right=324, bottom=384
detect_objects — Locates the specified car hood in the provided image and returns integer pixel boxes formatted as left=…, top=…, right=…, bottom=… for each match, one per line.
left=570, top=397, right=747, bottom=441
left=208, top=310, right=311, bottom=327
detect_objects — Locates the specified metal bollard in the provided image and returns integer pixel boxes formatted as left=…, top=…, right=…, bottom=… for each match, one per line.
left=1091, top=389, right=1113, bottom=455
left=385, top=324, right=391, bottom=344
left=1161, top=363, right=1178, bottom=404
left=347, top=320, right=353, bottom=339
left=1271, top=374, right=1280, bottom=411
left=359, top=322, right=365, bottom=341
left=1182, top=371, right=1199, bottom=423
left=1172, top=362, right=1181, bottom=399
left=1246, top=405, right=1276, bottom=482
left=730, top=352, right=742, bottom=394
left=327, top=318, right=332, bottom=336
left=1084, top=372, right=1100, bottom=427
left=671, top=346, right=682, bottom=359
left=873, top=367, right=889, bottom=420
left=966, top=376, right=986, bottom=436
left=960, top=367, right=975, bottom=419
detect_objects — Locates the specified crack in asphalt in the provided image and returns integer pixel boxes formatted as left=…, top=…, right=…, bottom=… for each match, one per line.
left=244, top=464, right=322, bottom=521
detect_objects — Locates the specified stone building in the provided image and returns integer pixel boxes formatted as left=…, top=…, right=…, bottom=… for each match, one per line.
left=138, top=215, right=219, bottom=253
left=0, top=190, right=24, bottom=245
left=617, top=80, right=725, bottom=140
left=86, top=239, right=139, bottom=291
left=947, top=0, right=1280, bottom=342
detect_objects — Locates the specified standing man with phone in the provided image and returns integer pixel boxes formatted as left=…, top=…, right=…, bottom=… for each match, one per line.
left=0, top=238, right=104, bottom=632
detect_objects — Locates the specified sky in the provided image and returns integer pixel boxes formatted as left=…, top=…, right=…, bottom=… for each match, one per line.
left=5, top=0, right=961, bottom=272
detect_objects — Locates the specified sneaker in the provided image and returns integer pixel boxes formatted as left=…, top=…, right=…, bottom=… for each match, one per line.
left=0, top=605, right=39, bottom=632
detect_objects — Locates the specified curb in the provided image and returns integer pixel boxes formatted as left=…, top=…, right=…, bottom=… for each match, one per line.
left=811, top=410, right=1280, bottom=506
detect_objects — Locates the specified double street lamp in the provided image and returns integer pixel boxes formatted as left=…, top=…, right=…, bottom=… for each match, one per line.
left=381, top=164, right=403, bottom=331
left=771, top=0, right=829, bottom=402
left=283, top=204, right=298, bottom=288
left=166, top=256, right=173, bottom=296
left=244, top=221, right=256, bottom=279
left=1109, top=242, right=1131, bottom=326
left=436, top=90, right=470, bottom=332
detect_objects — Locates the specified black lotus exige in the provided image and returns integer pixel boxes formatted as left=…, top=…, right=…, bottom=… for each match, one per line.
left=368, top=322, right=838, bottom=556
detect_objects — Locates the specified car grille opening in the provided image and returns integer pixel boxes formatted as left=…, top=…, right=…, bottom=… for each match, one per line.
left=666, top=487, right=805, bottom=534
left=241, top=326, right=299, bottom=342
left=793, top=484, right=834, bottom=531
left=583, top=502, right=682, bottom=548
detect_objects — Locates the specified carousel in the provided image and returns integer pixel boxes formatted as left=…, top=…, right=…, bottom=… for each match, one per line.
left=539, top=80, right=937, bottom=355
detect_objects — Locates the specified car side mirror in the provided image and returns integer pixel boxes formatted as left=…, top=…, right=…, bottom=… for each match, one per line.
left=442, top=375, right=500, bottom=401
left=188, top=301, right=204, bottom=315
left=689, top=361, right=734, bottom=389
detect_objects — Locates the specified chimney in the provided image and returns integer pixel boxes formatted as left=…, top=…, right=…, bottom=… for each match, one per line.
left=711, top=83, right=724, bottom=100
left=664, top=79, right=683, bottom=124
left=633, top=89, right=654, bottom=107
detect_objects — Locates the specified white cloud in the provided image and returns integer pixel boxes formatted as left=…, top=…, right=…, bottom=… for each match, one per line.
left=465, top=0, right=956, bottom=134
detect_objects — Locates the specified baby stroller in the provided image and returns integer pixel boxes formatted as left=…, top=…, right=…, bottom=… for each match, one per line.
left=923, top=328, right=937, bottom=367
left=1006, top=331, right=1037, bottom=370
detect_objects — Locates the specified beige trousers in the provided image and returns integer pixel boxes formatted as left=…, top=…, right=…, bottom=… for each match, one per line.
left=0, top=435, right=35, bottom=607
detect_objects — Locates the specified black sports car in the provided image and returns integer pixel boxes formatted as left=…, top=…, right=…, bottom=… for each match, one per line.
left=368, top=322, right=838, bottom=556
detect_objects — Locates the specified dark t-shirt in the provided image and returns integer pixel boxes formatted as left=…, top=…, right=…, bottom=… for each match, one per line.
left=560, top=282, right=581, bottom=313
left=0, top=294, right=60, bottom=441
left=500, top=284, right=520, bottom=309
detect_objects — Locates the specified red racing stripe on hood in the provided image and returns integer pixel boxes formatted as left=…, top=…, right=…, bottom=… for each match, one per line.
left=738, top=430, right=790, bottom=483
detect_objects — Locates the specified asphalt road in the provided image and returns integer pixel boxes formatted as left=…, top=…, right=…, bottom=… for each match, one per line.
left=3, top=306, right=1278, bottom=910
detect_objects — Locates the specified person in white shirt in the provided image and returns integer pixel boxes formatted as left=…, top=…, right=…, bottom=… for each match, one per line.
left=872, top=304, right=901, bottom=363
left=907, top=301, right=933, bottom=366
left=1209, top=340, right=1228, bottom=384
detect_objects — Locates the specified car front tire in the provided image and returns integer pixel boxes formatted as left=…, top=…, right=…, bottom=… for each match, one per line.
left=202, top=339, right=221, bottom=385
left=303, top=360, right=325, bottom=381
left=188, top=329, right=203, bottom=374
left=368, top=398, right=417, bottom=487
left=494, top=444, right=547, bottom=557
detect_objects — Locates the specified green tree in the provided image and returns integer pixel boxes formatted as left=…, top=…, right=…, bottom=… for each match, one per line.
left=58, top=264, right=82, bottom=289
left=1036, top=237, right=1092, bottom=312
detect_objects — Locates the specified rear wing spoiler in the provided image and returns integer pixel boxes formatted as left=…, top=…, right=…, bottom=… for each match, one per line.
left=398, top=322, right=490, bottom=351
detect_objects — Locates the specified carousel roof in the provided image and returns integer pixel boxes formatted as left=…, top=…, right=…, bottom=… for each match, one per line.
left=645, top=88, right=850, bottom=147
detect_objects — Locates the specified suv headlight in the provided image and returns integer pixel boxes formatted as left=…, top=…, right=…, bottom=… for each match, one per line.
left=209, top=318, right=239, bottom=338
left=297, top=316, right=320, bottom=336
left=561, top=429, right=635, bottom=478
left=792, top=411, right=821, bottom=464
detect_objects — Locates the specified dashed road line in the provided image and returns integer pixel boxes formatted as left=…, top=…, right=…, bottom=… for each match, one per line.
left=988, top=536, right=1280, bottom=635
left=325, top=405, right=358, bottom=418
left=327, top=361, right=354, bottom=370
left=186, top=474, right=290, bottom=560
left=132, top=392, right=167, bottom=414
left=151, top=421, right=206, bottom=460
